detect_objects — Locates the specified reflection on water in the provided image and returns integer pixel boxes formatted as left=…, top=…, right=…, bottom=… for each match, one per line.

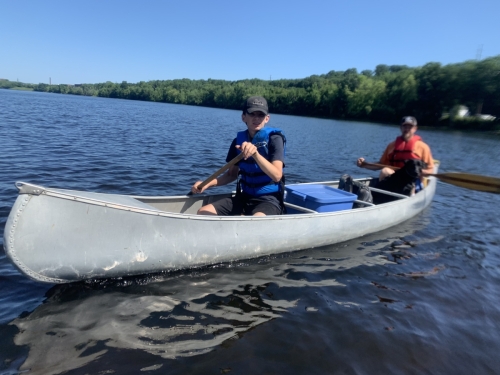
left=8, top=206, right=498, bottom=375
left=9, top=230, right=405, bottom=374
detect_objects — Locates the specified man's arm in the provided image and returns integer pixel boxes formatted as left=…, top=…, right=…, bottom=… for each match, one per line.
left=357, top=142, right=393, bottom=170
left=416, top=141, right=435, bottom=175
left=253, top=156, right=283, bottom=182
left=237, top=142, right=283, bottom=182
left=238, top=134, right=284, bottom=182
left=256, top=134, right=284, bottom=182
left=191, top=164, right=239, bottom=193
left=357, top=157, right=382, bottom=170
left=191, top=139, right=239, bottom=193
left=212, top=166, right=239, bottom=186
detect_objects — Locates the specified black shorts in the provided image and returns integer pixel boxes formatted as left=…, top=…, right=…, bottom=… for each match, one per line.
left=212, top=193, right=283, bottom=216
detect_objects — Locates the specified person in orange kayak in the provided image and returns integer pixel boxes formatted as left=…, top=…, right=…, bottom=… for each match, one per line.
left=357, top=116, right=435, bottom=181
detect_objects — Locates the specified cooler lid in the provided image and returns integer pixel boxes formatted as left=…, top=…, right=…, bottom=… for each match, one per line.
left=285, top=184, right=357, bottom=203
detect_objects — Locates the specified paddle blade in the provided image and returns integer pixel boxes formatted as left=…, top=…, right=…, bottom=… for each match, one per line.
left=431, top=172, right=500, bottom=194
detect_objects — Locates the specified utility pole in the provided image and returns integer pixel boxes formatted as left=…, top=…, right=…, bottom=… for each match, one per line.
left=476, top=44, right=483, bottom=60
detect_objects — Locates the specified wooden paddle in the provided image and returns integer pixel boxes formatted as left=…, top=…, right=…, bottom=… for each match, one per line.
left=188, top=142, right=268, bottom=195
left=188, top=153, right=244, bottom=195
left=360, top=162, right=500, bottom=194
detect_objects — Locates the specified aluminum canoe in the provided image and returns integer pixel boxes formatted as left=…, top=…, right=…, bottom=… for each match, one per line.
left=4, top=174, right=437, bottom=284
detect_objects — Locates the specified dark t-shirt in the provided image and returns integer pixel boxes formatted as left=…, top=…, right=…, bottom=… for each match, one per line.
left=226, top=133, right=285, bottom=208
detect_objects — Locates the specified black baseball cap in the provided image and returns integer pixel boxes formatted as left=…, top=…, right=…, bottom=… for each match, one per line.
left=244, top=96, right=268, bottom=115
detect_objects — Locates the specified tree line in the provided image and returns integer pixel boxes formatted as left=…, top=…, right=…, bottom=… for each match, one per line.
left=2, top=55, right=499, bottom=130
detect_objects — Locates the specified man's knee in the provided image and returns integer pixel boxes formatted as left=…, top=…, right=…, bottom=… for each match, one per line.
left=379, top=167, right=395, bottom=180
left=197, top=204, right=217, bottom=215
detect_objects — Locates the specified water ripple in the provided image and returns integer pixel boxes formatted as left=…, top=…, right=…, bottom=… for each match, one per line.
left=1, top=89, right=500, bottom=374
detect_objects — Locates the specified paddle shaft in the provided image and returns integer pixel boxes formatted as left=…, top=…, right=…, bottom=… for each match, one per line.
left=360, top=162, right=500, bottom=194
left=361, top=162, right=400, bottom=171
left=362, top=161, right=472, bottom=178
left=189, top=141, right=268, bottom=195
left=196, top=153, right=244, bottom=192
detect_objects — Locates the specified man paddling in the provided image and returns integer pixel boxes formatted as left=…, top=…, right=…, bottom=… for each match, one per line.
left=191, top=96, right=286, bottom=216
left=357, top=116, right=434, bottom=194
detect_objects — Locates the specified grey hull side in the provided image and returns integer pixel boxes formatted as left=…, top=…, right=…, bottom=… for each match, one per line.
left=4, top=178, right=436, bottom=283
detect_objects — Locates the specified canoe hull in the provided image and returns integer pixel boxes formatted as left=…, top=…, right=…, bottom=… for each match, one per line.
left=4, top=177, right=436, bottom=283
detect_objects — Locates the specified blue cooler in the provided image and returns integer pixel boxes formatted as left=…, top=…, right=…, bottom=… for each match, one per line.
left=285, top=184, right=357, bottom=213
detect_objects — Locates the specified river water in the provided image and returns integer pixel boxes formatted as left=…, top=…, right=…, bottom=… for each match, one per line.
left=1, top=89, right=500, bottom=375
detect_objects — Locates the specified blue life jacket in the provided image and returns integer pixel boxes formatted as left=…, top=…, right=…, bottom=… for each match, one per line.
left=236, top=127, right=286, bottom=196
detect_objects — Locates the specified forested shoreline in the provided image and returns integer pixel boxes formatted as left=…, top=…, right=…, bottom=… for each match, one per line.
left=2, top=56, right=499, bottom=130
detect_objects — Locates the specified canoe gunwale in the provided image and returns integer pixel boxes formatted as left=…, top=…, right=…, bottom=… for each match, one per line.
left=12, top=181, right=396, bottom=221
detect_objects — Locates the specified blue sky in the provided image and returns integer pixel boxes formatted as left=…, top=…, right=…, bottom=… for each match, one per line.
left=1, top=0, right=499, bottom=85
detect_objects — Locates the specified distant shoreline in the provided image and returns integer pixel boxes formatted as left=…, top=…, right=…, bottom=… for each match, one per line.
left=2, top=88, right=498, bottom=137
left=1, top=55, right=499, bottom=130
left=9, top=87, right=34, bottom=91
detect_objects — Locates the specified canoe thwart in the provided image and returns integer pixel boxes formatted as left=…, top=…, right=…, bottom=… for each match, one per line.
left=354, top=199, right=375, bottom=207
left=283, top=202, right=318, bottom=214
left=369, top=187, right=409, bottom=199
